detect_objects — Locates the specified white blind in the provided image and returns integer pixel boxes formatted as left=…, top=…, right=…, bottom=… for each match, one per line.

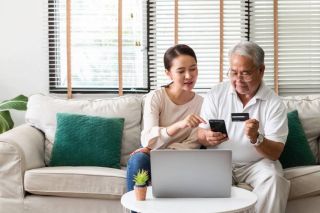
left=48, top=0, right=148, bottom=93
left=48, top=0, right=320, bottom=95
left=278, top=0, right=320, bottom=96
left=149, top=0, right=320, bottom=96
left=149, top=0, right=175, bottom=89
left=149, top=0, right=246, bottom=92
left=223, top=0, right=247, bottom=80
left=250, top=0, right=275, bottom=90
left=178, top=0, right=220, bottom=91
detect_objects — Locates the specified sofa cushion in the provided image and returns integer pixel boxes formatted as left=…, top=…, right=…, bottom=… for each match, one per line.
left=25, top=94, right=142, bottom=166
left=282, top=95, right=320, bottom=163
left=284, top=165, right=320, bottom=200
left=236, top=165, right=320, bottom=201
left=279, top=110, right=316, bottom=169
left=50, top=113, right=124, bottom=168
left=24, top=167, right=127, bottom=199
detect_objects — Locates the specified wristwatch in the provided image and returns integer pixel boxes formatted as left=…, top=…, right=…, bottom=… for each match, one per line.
left=251, top=133, right=264, bottom=146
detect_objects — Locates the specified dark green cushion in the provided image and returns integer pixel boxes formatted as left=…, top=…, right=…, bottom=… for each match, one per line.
left=50, top=113, right=124, bottom=168
left=279, top=110, right=316, bottom=169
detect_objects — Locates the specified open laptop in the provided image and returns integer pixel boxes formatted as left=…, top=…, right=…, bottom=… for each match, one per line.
left=150, top=149, right=232, bottom=198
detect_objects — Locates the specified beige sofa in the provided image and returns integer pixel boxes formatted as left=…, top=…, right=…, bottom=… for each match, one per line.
left=0, top=93, right=320, bottom=213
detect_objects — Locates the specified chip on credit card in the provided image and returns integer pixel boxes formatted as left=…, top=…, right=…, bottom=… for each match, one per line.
left=231, top=113, right=249, bottom=122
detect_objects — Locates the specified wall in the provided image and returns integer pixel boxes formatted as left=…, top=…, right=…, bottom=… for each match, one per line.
left=0, top=1, right=127, bottom=127
left=0, top=1, right=48, bottom=125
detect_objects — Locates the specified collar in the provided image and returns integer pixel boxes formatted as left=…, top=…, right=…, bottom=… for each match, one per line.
left=228, top=81, right=268, bottom=101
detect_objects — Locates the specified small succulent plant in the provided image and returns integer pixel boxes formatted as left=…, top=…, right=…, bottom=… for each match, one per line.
left=133, top=169, right=149, bottom=186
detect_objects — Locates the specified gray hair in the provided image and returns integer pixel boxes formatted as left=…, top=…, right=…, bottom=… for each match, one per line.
left=228, top=41, right=265, bottom=67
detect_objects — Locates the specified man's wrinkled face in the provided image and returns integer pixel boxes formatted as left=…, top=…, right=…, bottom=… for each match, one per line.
left=229, top=54, right=264, bottom=97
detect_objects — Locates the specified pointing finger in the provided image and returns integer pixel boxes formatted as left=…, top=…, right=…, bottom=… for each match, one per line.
left=194, top=115, right=207, bottom=124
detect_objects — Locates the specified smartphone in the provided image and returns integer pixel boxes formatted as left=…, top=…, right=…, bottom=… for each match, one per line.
left=209, top=119, right=228, bottom=138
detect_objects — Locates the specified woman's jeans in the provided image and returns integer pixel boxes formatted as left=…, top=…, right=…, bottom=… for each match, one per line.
left=126, top=152, right=151, bottom=192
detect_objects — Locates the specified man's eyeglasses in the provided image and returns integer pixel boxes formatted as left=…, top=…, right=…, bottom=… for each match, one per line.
left=227, top=68, right=256, bottom=82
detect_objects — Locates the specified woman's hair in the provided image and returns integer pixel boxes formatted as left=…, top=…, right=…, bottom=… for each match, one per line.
left=228, top=41, right=264, bottom=67
left=163, top=44, right=197, bottom=71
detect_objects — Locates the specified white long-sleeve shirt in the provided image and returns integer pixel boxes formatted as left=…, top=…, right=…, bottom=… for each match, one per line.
left=141, top=87, right=203, bottom=150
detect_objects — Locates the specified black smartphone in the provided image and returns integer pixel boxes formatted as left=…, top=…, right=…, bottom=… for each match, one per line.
left=209, top=119, right=228, bottom=137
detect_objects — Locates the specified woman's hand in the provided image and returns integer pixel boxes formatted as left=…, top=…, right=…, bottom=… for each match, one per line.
left=166, top=114, right=206, bottom=137
left=130, top=147, right=152, bottom=156
left=178, top=114, right=206, bottom=129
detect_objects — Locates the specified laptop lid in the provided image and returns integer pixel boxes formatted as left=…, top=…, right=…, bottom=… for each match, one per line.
left=150, top=149, right=232, bottom=198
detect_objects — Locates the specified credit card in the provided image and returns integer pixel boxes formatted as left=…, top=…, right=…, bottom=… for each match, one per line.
left=231, top=113, right=249, bottom=122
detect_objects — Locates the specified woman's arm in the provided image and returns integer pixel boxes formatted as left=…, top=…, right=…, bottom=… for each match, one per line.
left=166, top=114, right=206, bottom=136
left=141, top=91, right=205, bottom=150
left=141, top=92, right=170, bottom=149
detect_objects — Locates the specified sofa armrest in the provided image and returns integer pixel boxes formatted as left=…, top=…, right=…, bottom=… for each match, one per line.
left=0, top=124, right=45, bottom=199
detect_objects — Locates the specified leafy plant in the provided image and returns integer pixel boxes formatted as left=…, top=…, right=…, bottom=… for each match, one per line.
left=133, top=169, right=149, bottom=186
left=0, top=95, right=28, bottom=134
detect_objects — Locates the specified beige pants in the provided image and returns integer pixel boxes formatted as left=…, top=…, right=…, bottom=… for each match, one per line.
left=233, top=158, right=290, bottom=213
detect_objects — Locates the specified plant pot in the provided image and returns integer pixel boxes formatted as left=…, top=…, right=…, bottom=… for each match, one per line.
left=134, top=185, right=147, bottom=201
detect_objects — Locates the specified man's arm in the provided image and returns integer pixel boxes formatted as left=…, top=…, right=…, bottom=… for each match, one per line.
left=245, top=118, right=286, bottom=161
left=252, top=137, right=285, bottom=161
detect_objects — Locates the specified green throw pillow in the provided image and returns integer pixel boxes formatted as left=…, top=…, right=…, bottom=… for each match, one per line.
left=50, top=113, right=124, bottom=168
left=279, top=110, right=316, bottom=169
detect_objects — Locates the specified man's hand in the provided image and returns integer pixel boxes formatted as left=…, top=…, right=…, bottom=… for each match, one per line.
left=198, top=128, right=228, bottom=147
left=178, top=114, right=207, bottom=129
left=245, top=119, right=259, bottom=143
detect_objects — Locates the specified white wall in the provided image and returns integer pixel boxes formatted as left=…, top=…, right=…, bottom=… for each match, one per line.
left=0, top=0, right=48, bottom=126
left=0, top=1, right=126, bottom=127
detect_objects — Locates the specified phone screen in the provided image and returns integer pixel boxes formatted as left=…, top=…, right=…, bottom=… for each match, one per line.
left=209, top=119, right=228, bottom=137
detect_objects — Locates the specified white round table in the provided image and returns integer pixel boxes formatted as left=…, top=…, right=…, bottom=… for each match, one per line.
left=121, top=186, right=257, bottom=213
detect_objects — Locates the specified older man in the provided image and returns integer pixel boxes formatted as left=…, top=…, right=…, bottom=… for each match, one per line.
left=198, top=41, right=290, bottom=213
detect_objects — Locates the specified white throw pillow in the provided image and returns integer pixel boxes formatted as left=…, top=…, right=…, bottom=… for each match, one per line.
left=25, top=94, right=143, bottom=166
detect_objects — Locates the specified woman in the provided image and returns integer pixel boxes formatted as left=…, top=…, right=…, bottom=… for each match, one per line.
left=126, top=44, right=205, bottom=192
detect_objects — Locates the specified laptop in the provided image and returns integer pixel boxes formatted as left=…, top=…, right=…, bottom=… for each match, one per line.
left=150, top=149, right=232, bottom=198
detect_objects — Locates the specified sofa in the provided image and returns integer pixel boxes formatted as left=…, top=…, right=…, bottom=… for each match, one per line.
left=0, top=93, right=320, bottom=213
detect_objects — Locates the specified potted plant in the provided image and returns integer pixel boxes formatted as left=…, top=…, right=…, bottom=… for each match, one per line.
left=133, top=169, right=149, bottom=201
left=0, top=95, right=28, bottom=134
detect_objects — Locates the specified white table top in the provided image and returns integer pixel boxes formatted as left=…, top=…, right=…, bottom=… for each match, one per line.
left=121, top=186, right=257, bottom=213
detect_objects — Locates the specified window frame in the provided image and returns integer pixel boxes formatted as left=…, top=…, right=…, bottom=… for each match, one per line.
left=48, top=0, right=150, bottom=94
left=48, top=0, right=320, bottom=96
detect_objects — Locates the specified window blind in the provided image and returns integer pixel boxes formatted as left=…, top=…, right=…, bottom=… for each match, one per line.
left=222, top=0, right=248, bottom=81
left=249, top=0, right=275, bottom=90
left=179, top=0, right=221, bottom=91
left=148, top=0, right=175, bottom=90
left=49, top=0, right=320, bottom=96
left=277, top=0, right=320, bottom=96
left=148, top=0, right=246, bottom=92
left=48, top=0, right=148, bottom=93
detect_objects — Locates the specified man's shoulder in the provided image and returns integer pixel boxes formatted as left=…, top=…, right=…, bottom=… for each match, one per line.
left=262, top=85, right=283, bottom=104
left=207, top=82, right=230, bottom=96
left=261, top=86, right=287, bottom=113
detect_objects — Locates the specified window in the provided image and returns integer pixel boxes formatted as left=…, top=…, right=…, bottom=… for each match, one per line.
left=277, top=0, right=320, bottom=95
left=148, top=0, right=248, bottom=92
left=149, top=0, right=320, bottom=95
left=249, top=0, right=320, bottom=96
left=49, top=0, right=320, bottom=96
left=48, top=0, right=148, bottom=93
left=148, top=0, right=222, bottom=92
